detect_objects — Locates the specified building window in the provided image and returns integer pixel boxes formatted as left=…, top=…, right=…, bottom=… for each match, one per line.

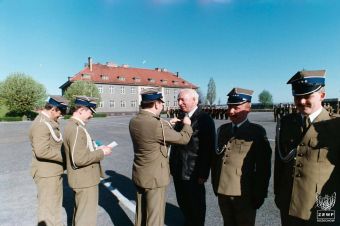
left=98, top=86, right=103, bottom=94
left=174, top=89, right=178, bottom=95
left=166, top=101, right=170, bottom=107
left=109, top=86, right=114, bottom=94
left=120, top=100, right=126, bottom=108
left=165, top=88, right=170, bottom=95
left=131, top=100, right=137, bottom=108
left=131, top=87, right=136, bottom=94
left=82, top=74, right=91, bottom=79
left=118, top=76, right=125, bottom=81
left=133, top=77, right=139, bottom=81
left=174, top=101, right=178, bottom=107
left=99, top=101, right=104, bottom=108
left=101, top=75, right=109, bottom=80
left=109, top=100, right=115, bottom=108
left=161, top=79, right=167, bottom=84
left=148, top=78, right=155, bottom=83
left=120, top=86, right=125, bottom=94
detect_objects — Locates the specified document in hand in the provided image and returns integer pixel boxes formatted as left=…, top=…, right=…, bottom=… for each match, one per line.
left=107, top=141, right=118, bottom=148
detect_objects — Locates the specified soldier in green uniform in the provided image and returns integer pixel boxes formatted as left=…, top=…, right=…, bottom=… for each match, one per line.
left=29, top=96, right=68, bottom=226
left=129, top=88, right=193, bottom=226
left=274, top=70, right=339, bottom=225
left=63, top=96, right=112, bottom=226
left=211, top=88, right=272, bottom=226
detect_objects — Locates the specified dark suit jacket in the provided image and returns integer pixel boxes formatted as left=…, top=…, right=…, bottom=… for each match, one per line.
left=170, top=107, right=216, bottom=180
left=211, top=120, right=272, bottom=206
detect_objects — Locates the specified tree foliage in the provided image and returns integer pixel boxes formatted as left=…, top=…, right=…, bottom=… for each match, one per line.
left=0, top=73, right=46, bottom=114
left=258, top=90, right=273, bottom=108
left=64, top=81, right=100, bottom=107
left=206, top=77, right=216, bottom=106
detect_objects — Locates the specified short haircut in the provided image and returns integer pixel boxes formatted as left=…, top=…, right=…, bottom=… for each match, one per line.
left=178, top=89, right=199, bottom=104
left=140, top=101, right=156, bottom=109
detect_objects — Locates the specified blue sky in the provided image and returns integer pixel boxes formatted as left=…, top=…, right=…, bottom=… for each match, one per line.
left=1, top=0, right=340, bottom=104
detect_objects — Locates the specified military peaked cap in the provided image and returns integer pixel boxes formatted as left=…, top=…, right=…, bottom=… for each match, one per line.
left=287, top=70, right=326, bottom=96
left=48, top=95, right=68, bottom=112
left=227, top=87, right=254, bottom=104
left=141, top=88, right=164, bottom=103
left=74, top=96, right=98, bottom=113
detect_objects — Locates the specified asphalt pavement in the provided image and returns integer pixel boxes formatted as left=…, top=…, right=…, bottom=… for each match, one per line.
left=0, top=112, right=281, bottom=226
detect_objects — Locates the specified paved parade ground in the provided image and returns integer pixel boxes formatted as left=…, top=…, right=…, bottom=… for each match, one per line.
left=0, top=112, right=281, bottom=226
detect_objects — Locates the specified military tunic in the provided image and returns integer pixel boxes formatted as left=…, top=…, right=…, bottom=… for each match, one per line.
left=211, top=120, right=272, bottom=226
left=63, top=117, right=104, bottom=226
left=129, top=110, right=193, bottom=226
left=29, top=112, right=64, bottom=226
left=274, top=108, right=339, bottom=225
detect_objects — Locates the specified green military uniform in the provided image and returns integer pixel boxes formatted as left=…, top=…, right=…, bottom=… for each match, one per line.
left=29, top=112, right=64, bottom=226
left=274, top=109, right=339, bottom=225
left=129, top=110, right=192, bottom=226
left=212, top=120, right=272, bottom=226
left=275, top=69, right=339, bottom=225
left=63, top=117, right=104, bottom=226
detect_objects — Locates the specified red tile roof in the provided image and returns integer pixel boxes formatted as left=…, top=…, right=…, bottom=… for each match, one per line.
left=68, top=63, right=198, bottom=89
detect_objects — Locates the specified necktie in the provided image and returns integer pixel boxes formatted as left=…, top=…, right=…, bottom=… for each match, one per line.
left=303, top=116, right=311, bottom=131
left=233, top=125, right=238, bottom=135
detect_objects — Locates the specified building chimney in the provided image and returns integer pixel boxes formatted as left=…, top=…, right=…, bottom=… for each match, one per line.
left=88, top=57, right=93, bottom=71
left=176, top=72, right=179, bottom=77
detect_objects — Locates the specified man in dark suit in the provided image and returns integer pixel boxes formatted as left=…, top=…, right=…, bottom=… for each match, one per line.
left=129, top=88, right=193, bottom=226
left=170, top=88, right=216, bottom=226
left=274, top=70, right=339, bottom=225
left=211, top=88, right=272, bottom=226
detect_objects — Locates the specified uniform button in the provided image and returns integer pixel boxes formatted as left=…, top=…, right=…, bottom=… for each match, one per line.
left=298, top=153, right=303, bottom=157
left=296, top=173, right=301, bottom=177
left=297, top=163, right=303, bottom=167
left=300, top=143, right=305, bottom=146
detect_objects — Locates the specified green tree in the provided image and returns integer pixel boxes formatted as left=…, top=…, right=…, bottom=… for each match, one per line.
left=0, top=73, right=46, bottom=115
left=64, top=81, right=100, bottom=107
left=206, top=77, right=216, bottom=106
left=258, top=90, right=273, bottom=108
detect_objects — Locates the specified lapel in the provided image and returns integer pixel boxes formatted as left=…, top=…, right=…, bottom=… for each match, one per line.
left=313, top=108, right=331, bottom=123
left=302, top=108, right=330, bottom=142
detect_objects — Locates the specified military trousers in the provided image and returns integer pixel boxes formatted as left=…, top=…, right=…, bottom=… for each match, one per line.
left=72, top=185, right=99, bottom=226
left=280, top=209, right=339, bottom=226
left=173, top=178, right=206, bottom=226
left=33, top=175, right=63, bottom=226
left=218, top=194, right=256, bottom=226
left=135, top=185, right=167, bottom=226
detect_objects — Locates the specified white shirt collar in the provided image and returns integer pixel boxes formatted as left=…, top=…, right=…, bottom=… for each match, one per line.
left=71, top=116, right=86, bottom=126
left=188, top=106, right=198, bottom=118
left=302, top=107, right=323, bottom=123
left=41, top=111, right=50, bottom=119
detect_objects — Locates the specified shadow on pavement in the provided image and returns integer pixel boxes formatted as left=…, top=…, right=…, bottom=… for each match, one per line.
left=105, top=170, right=184, bottom=226
left=61, top=172, right=134, bottom=226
